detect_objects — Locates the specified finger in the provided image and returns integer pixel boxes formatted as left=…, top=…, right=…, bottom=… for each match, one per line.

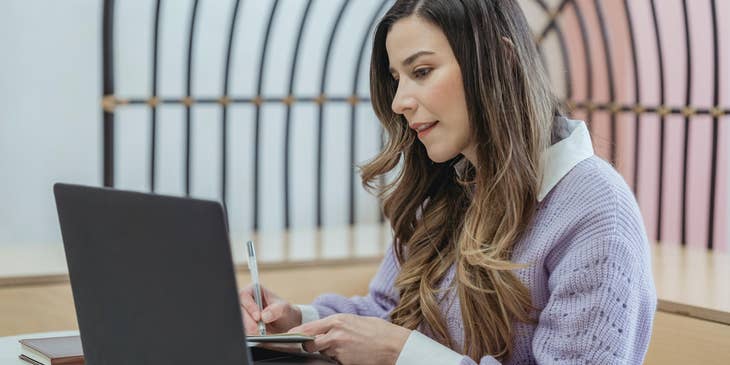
left=319, top=348, right=339, bottom=364
left=302, top=339, right=317, bottom=353
left=241, top=307, right=260, bottom=336
left=260, top=286, right=272, bottom=307
left=289, top=315, right=341, bottom=336
left=239, top=288, right=262, bottom=321
left=261, top=302, right=287, bottom=323
left=303, top=333, right=333, bottom=353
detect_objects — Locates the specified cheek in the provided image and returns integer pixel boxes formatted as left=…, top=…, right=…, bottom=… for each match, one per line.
left=429, top=71, right=462, bottom=108
left=429, top=70, right=470, bottom=144
left=428, top=68, right=468, bottom=123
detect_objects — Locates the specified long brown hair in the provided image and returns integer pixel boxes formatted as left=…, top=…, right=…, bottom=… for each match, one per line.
left=361, top=0, right=560, bottom=361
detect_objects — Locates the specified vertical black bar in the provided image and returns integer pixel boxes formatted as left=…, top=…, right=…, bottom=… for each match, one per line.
left=649, top=0, right=666, bottom=241
left=707, top=0, right=719, bottom=250
left=623, top=0, right=641, bottom=194
left=594, top=0, right=617, bottom=164
left=221, top=0, right=243, bottom=206
left=570, top=1, right=594, bottom=128
left=284, top=0, right=314, bottom=230
left=102, top=0, right=115, bottom=187
left=349, top=0, right=391, bottom=226
left=184, top=0, right=200, bottom=197
left=150, top=0, right=162, bottom=192
left=680, top=0, right=692, bottom=245
left=316, top=0, right=352, bottom=228
left=254, top=0, right=280, bottom=232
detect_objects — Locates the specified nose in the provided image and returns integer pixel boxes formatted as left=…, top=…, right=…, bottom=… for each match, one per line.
left=391, top=80, right=417, bottom=116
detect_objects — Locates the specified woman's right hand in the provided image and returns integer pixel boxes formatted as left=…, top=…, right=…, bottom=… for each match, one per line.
left=239, top=284, right=302, bottom=336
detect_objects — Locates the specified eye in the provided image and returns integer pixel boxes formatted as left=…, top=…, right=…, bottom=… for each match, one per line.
left=412, top=67, right=432, bottom=79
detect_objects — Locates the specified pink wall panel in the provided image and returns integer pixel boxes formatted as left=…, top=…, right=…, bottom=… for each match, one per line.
left=545, top=0, right=728, bottom=251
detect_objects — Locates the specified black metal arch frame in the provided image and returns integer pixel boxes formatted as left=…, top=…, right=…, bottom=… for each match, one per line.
left=102, top=0, right=727, bottom=249
left=532, top=0, right=726, bottom=250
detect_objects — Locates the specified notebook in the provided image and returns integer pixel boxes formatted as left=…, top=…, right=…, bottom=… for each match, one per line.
left=18, top=336, right=83, bottom=365
left=247, top=334, right=315, bottom=343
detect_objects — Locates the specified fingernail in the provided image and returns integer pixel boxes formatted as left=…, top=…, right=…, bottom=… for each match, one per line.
left=262, top=311, right=272, bottom=322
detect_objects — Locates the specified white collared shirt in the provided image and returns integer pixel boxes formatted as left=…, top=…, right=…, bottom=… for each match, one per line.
left=537, top=118, right=594, bottom=201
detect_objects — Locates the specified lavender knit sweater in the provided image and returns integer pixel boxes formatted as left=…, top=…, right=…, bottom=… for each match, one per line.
left=310, top=156, right=657, bottom=364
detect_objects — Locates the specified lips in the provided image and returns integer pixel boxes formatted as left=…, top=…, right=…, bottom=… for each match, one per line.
left=414, top=122, right=437, bottom=132
left=411, top=121, right=438, bottom=138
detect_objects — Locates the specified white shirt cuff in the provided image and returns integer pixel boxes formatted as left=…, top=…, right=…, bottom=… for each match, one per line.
left=396, top=330, right=464, bottom=365
left=295, top=304, right=320, bottom=324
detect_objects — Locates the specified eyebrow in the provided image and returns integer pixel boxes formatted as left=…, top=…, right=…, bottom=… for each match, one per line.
left=388, top=50, right=435, bottom=74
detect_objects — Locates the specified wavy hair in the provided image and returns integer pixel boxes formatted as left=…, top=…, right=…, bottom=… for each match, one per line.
left=361, top=0, right=561, bottom=361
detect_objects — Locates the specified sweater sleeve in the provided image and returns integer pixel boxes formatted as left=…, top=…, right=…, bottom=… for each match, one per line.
left=398, top=233, right=656, bottom=365
left=310, top=244, right=400, bottom=319
left=529, top=234, right=657, bottom=364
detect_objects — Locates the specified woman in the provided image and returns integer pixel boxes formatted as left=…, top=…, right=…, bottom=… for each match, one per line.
left=240, top=1, right=656, bottom=364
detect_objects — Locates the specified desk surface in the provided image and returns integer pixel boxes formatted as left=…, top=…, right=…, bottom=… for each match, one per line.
left=651, top=242, right=730, bottom=324
left=0, top=330, right=78, bottom=365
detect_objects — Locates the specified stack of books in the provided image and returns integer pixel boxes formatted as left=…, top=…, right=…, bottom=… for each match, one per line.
left=18, top=335, right=83, bottom=365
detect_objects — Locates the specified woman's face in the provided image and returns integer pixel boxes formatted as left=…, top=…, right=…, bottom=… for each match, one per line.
left=386, top=16, right=476, bottom=163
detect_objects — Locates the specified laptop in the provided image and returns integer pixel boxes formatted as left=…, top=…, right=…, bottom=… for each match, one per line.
left=53, top=183, right=334, bottom=364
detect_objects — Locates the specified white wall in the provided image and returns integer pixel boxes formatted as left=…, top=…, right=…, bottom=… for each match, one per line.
left=0, top=0, right=101, bottom=248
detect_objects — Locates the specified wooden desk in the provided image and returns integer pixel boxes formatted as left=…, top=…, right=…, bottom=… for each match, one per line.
left=645, top=242, right=730, bottom=364
left=650, top=242, right=730, bottom=325
left=645, top=311, right=730, bottom=365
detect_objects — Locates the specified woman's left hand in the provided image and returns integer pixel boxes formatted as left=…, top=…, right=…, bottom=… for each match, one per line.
left=288, top=313, right=412, bottom=365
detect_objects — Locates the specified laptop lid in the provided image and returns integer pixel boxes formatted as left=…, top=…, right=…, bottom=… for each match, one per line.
left=54, top=183, right=251, bottom=365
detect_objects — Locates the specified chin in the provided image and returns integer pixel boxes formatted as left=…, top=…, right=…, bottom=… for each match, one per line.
left=425, top=148, right=459, bottom=163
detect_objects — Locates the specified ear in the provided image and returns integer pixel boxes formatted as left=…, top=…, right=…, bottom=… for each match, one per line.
left=501, top=36, right=515, bottom=50
left=501, top=36, right=516, bottom=63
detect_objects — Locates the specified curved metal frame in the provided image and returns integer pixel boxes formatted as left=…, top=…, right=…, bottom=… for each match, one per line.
left=283, top=0, right=314, bottom=230
left=649, top=0, right=667, bottom=241
left=316, top=0, right=352, bottom=228
left=101, top=0, right=727, bottom=249
left=184, top=0, right=200, bottom=197
left=253, top=0, right=281, bottom=231
left=623, top=0, right=641, bottom=194
left=221, top=0, right=243, bottom=206
left=349, top=0, right=392, bottom=226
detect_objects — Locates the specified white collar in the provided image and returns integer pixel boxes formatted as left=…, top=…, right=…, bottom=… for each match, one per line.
left=537, top=118, right=594, bottom=201
left=453, top=118, right=594, bottom=202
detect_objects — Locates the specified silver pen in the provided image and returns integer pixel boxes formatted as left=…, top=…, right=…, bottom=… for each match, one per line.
left=246, top=240, right=267, bottom=335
